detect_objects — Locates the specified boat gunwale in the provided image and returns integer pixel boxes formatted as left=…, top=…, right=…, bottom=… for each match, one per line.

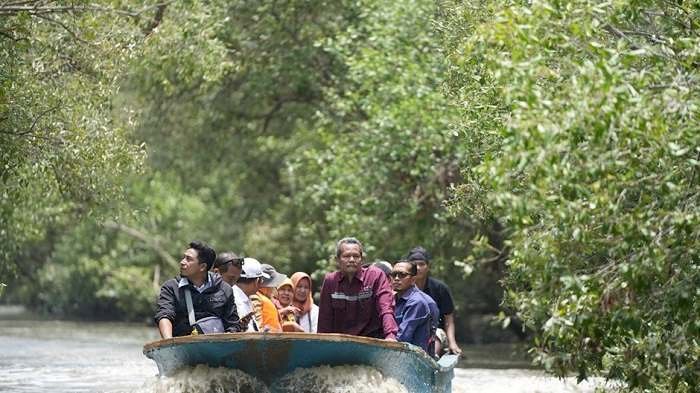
left=143, top=332, right=456, bottom=372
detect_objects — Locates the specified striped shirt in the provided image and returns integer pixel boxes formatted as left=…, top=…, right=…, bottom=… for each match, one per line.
left=318, top=266, right=398, bottom=339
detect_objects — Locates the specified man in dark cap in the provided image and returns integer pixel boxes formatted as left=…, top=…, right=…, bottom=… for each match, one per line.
left=406, top=246, right=462, bottom=355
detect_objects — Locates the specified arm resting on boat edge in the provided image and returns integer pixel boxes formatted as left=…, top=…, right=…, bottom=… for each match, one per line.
left=158, top=318, right=173, bottom=339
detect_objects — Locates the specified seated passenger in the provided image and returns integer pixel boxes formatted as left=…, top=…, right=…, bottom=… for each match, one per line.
left=391, top=260, right=436, bottom=354
left=249, top=263, right=286, bottom=332
left=407, top=246, right=462, bottom=355
left=318, top=237, right=398, bottom=340
left=155, top=241, right=241, bottom=338
left=276, top=278, right=304, bottom=332
left=233, top=258, right=267, bottom=331
left=371, top=261, right=393, bottom=279
left=212, top=251, right=243, bottom=285
left=291, top=272, right=319, bottom=333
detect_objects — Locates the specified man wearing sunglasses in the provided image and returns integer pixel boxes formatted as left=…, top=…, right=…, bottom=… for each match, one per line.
left=406, top=246, right=462, bottom=356
left=392, top=260, right=439, bottom=355
left=213, top=252, right=244, bottom=285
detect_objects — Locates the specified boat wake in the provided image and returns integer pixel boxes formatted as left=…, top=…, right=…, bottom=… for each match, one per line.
left=134, top=364, right=408, bottom=393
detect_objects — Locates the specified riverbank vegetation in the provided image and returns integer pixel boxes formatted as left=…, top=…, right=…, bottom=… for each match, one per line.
left=2, top=0, right=697, bottom=391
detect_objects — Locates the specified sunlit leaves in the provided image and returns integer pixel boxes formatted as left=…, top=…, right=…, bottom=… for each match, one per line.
left=444, top=0, right=699, bottom=390
left=0, top=2, right=149, bottom=279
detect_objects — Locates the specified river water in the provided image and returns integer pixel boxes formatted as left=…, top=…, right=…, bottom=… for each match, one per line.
left=0, top=308, right=608, bottom=392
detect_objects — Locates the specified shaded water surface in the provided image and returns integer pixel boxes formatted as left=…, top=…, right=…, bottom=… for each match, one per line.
left=0, top=309, right=608, bottom=392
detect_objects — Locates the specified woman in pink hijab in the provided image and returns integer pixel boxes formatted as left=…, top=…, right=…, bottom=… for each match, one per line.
left=291, top=272, right=319, bottom=333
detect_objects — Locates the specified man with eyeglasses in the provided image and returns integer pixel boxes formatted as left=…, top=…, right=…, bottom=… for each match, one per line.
left=392, top=260, right=439, bottom=355
left=318, top=237, right=398, bottom=341
left=406, top=246, right=462, bottom=355
left=213, top=251, right=244, bottom=285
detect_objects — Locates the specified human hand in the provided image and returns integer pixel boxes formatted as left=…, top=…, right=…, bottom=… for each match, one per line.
left=239, top=311, right=255, bottom=327
left=279, top=306, right=301, bottom=317
left=448, top=344, right=462, bottom=356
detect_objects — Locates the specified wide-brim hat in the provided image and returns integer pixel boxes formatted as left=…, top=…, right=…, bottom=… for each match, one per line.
left=260, top=263, right=287, bottom=288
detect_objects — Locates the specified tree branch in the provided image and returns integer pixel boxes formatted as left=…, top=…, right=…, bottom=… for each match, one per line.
left=142, top=3, right=168, bottom=37
left=103, top=221, right=178, bottom=270
left=35, top=13, right=88, bottom=44
left=0, top=1, right=174, bottom=18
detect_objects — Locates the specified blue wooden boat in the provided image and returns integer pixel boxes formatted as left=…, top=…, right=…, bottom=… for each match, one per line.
left=143, top=332, right=458, bottom=392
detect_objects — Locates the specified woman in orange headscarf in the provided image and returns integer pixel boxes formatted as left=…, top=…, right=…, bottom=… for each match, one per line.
left=277, top=278, right=304, bottom=332
left=291, top=272, right=319, bottom=333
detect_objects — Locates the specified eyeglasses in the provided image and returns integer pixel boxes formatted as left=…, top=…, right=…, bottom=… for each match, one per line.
left=390, top=271, right=412, bottom=279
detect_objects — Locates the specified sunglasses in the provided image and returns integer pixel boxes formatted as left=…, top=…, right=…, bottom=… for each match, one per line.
left=390, top=271, right=413, bottom=279
left=225, top=257, right=245, bottom=267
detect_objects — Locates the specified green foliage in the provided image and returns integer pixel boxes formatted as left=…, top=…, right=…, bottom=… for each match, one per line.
left=0, top=1, right=148, bottom=278
left=124, top=0, right=357, bottom=272
left=126, top=0, right=477, bottom=271
left=27, top=173, right=211, bottom=320
left=289, top=0, right=473, bottom=269
left=444, top=0, right=699, bottom=390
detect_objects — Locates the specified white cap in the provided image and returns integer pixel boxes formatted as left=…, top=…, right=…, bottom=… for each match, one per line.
left=239, top=258, right=270, bottom=279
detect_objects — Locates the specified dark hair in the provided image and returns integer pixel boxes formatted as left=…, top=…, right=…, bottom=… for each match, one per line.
left=406, top=246, right=431, bottom=263
left=214, top=251, right=241, bottom=273
left=335, top=237, right=364, bottom=258
left=189, top=241, right=216, bottom=271
left=395, top=260, right=418, bottom=276
left=237, top=277, right=259, bottom=285
left=371, top=261, right=392, bottom=277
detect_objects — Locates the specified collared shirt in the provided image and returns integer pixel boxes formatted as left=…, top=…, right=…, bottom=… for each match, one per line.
left=155, top=273, right=241, bottom=337
left=318, top=266, right=398, bottom=339
left=420, top=276, right=455, bottom=329
left=417, top=289, right=440, bottom=334
left=178, top=272, right=214, bottom=293
left=232, top=285, right=257, bottom=332
left=395, top=285, right=435, bottom=353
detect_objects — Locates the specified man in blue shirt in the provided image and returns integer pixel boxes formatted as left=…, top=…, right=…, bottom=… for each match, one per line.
left=407, top=246, right=462, bottom=355
left=391, top=260, right=438, bottom=355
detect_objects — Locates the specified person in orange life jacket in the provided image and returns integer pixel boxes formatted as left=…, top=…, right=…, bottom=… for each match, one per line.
left=250, top=263, right=286, bottom=332
left=213, top=251, right=244, bottom=285
left=318, top=237, right=398, bottom=340
left=406, top=246, right=462, bottom=355
left=155, top=241, right=241, bottom=338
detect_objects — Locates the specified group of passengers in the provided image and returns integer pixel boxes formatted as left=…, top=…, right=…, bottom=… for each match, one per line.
left=155, top=237, right=461, bottom=358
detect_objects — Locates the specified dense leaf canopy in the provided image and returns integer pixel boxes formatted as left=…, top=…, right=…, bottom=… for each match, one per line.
left=444, top=0, right=699, bottom=390
left=2, top=0, right=697, bottom=390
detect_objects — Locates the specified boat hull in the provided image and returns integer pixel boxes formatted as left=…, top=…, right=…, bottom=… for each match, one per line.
left=143, top=332, right=457, bottom=392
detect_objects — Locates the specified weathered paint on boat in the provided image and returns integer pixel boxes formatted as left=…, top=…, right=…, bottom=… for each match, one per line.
left=143, top=332, right=458, bottom=392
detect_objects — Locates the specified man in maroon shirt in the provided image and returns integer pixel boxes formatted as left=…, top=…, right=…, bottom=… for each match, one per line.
left=318, top=237, right=398, bottom=340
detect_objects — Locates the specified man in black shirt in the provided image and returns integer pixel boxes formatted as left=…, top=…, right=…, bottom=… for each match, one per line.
left=155, top=240, right=241, bottom=338
left=406, top=246, right=462, bottom=355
